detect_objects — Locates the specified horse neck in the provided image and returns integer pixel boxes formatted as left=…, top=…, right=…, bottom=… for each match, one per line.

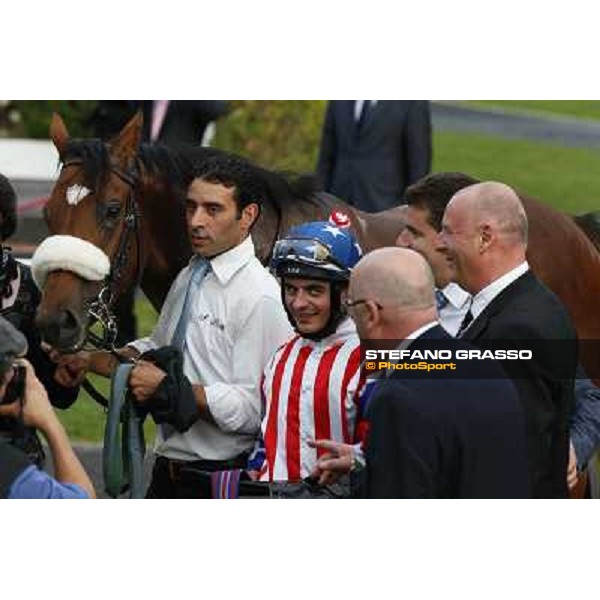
left=297, top=192, right=407, bottom=252
left=136, top=174, right=192, bottom=311
left=351, top=205, right=407, bottom=251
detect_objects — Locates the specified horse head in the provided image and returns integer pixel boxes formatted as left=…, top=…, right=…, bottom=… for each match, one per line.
left=33, top=113, right=145, bottom=352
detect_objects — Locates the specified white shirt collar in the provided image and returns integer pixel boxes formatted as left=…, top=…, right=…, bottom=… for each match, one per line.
left=471, top=261, right=529, bottom=320
left=441, top=282, right=471, bottom=310
left=354, top=100, right=378, bottom=121
left=199, top=235, right=256, bottom=286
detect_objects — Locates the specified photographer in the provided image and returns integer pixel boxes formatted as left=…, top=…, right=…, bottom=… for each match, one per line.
left=0, top=317, right=95, bottom=499
left=1, top=172, right=79, bottom=464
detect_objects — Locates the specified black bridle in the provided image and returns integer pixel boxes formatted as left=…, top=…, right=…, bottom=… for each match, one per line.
left=59, top=158, right=143, bottom=353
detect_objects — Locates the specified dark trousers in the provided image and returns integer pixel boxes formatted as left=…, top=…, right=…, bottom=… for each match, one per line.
left=146, top=454, right=259, bottom=499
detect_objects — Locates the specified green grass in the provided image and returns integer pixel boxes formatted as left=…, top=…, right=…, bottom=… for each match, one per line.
left=434, top=130, right=600, bottom=213
left=463, top=100, right=600, bottom=121
left=57, top=297, right=159, bottom=442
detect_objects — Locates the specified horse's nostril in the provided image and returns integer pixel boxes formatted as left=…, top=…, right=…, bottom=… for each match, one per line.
left=58, top=309, right=80, bottom=332
left=37, top=308, right=83, bottom=349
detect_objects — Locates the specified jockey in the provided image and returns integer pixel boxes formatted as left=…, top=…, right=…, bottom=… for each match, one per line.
left=255, top=215, right=369, bottom=498
left=0, top=173, right=79, bottom=464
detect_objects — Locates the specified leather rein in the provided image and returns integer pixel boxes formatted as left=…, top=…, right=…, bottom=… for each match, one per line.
left=59, top=158, right=143, bottom=408
left=60, top=158, right=143, bottom=353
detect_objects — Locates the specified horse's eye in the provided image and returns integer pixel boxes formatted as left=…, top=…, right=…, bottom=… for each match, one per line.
left=105, top=202, right=121, bottom=219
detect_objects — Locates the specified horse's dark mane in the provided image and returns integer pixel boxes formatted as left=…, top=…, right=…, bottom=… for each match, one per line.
left=63, top=138, right=321, bottom=211
left=259, top=168, right=322, bottom=211
left=139, top=144, right=321, bottom=212
left=137, top=143, right=199, bottom=187
left=62, top=138, right=111, bottom=190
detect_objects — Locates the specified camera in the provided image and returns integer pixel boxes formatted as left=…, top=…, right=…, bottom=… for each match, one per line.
left=1, top=364, right=26, bottom=405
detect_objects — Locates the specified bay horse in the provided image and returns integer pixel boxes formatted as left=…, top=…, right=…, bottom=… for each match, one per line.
left=34, top=114, right=600, bottom=380
left=33, top=113, right=404, bottom=352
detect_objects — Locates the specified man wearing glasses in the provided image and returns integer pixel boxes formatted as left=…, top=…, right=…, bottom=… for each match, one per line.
left=253, top=218, right=369, bottom=498
left=316, top=247, right=529, bottom=498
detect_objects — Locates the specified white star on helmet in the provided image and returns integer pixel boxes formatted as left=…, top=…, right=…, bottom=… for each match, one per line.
left=322, top=225, right=344, bottom=238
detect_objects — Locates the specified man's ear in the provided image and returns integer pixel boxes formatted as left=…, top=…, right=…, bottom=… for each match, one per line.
left=480, top=223, right=493, bottom=253
left=241, top=202, right=260, bottom=231
left=365, top=300, right=382, bottom=329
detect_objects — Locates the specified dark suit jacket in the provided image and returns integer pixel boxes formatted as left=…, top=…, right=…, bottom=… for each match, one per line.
left=364, top=326, right=529, bottom=498
left=461, top=271, right=578, bottom=498
left=141, top=100, right=228, bottom=145
left=316, top=100, right=431, bottom=213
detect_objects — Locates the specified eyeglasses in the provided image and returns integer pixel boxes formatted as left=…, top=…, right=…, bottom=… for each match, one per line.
left=343, top=297, right=383, bottom=311
left=344, top=298, right=435, bottom=312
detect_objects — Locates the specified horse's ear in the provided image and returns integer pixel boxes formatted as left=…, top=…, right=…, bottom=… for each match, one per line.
left=111, top=111, right=143, bottom=168
left=50, top=113, right=69, bottom=157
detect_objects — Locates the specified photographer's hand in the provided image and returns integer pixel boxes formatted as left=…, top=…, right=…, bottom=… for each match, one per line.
left=0, top=360, right=96, bottom=498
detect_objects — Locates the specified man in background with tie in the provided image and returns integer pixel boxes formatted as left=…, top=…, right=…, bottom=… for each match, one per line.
left=316, top=100, right=432, bottom=213
left=53, top=152, right=292, bottom=498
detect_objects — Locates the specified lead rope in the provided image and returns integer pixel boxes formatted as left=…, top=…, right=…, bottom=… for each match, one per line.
left=103, top=362, right=146, bottom=498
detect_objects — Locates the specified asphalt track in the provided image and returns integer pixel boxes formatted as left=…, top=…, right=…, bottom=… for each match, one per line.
left=15, top=101, right=600, bottom=498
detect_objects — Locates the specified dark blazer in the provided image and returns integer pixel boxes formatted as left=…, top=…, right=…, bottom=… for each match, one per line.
left=141, top=100, right=229, bottom=145
left=364, top=326, right=529, bottom=499
left=461, top=271, right=578, bottom=498
left=316, top=100, right=431, bottom=213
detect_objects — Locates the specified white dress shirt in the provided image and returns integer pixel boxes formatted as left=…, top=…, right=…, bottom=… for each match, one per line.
left=469, top=261, right=530, bottom=322
left=438, top=282, right=472, bottom=337
left=354, top=100, right=378, bottom=121
left=130, top=236, right=293, bottom=461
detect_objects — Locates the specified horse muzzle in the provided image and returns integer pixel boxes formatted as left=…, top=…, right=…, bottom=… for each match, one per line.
left=35, top=305, right=86, bottom=352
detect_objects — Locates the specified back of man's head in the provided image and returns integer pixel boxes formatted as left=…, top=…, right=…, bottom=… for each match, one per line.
left=351, top=247, right=436, bottom=338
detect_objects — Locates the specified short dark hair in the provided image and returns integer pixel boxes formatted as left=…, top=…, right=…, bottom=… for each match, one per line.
left=189, top=149, right=268, bottom=214
left=405, top=172, right=480, bottom=231
left=0, top=173, right=17, bottom=241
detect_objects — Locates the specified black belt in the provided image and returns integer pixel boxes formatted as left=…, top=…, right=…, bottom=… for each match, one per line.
left=155, top=455, right=270, bottom=497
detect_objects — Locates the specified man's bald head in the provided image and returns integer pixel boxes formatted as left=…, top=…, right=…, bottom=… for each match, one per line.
left=352, top=247, right=435, bottom=309
left=441, top=182, right=529, bottom=294
left=349, top=247, right=437, bottom=340
left=450, top=181, right=528, bottom=246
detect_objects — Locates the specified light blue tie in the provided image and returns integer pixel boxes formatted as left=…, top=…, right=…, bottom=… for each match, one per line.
left=161, top=258, right=209, bottom=440
left=171, top=257, right=210, bottom=351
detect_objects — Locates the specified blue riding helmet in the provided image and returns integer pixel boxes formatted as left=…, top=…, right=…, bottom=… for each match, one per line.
left=271, top=221, right=362, bottom=282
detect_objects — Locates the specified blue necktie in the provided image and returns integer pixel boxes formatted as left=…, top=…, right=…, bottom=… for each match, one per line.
left=161, top=258, right=209, bottom=440
left=435, top=289, right=449, bottom=311
left=171, top=257, right=210, bottom=351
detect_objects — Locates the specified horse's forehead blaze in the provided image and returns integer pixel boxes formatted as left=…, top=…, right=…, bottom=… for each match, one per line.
left=65, top=184, right=92, bottom=206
